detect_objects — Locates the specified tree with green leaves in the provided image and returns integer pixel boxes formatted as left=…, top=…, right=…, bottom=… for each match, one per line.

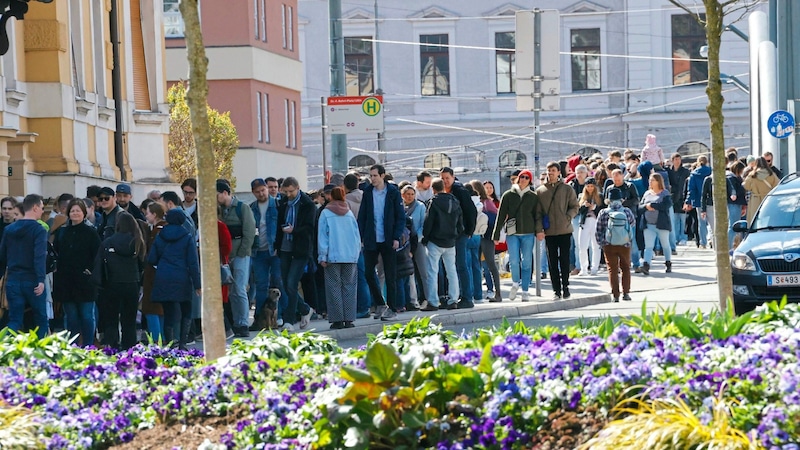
left=167, top=81, right=239, bottom=187
left=666, top=0, right=760, bottom=312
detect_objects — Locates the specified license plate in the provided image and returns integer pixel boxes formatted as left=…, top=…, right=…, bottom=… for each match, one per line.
left=767, top=274, right=800, bottom=286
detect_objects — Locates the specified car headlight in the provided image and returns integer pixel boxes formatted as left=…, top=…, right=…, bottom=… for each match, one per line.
left=731, top=253, right=756, bottom=271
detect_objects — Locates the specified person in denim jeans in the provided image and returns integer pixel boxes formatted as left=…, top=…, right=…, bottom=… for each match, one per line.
left=217, top=180, right=256, bottom=337
left=440, top=167, right=477, bottom=309
left=421, top=178, right=463, bottom=310
left=344, top=173, right=371, bottom=317
left=249, top=177, right=285, bottom=331
left=640, top=174, right=673, bottom=275
left=275, top=177, right=314, bottom=331
left=0, top=194, right=48, bottom=339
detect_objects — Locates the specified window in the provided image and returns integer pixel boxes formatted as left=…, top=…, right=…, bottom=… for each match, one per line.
left=256, top=93, right=262, bottom=142
left=571, top=28, right=600, bottom=91
left=671, top=14, right=707, bottom=85
left=254, top=0, right=266, bottom=41
left=284, top=98, right=290, bottom=147
left=260, top=0, right=266, bottom=42
left=163, top=0, right=184, bottom=38
left=254, top=0, right=259, bottom=39
left=495, top=32, right=515, bottom=94
left=287, top=6, right=293, bottom=50
left=424, top=152, right=451, bottom=169
left=262, top=93, right=270, bottom=143
left=290, top=100, right=297, bottom=148
left=345, top=37, right=374, bottom=96
left=281, top=4, right=287, bottom=49
left=420, top=34, right=449, bottom=96
left=349, top=155, right=376, bottom=169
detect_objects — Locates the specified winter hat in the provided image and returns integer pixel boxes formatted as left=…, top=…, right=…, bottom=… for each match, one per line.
left=638, top=160, right=653, bottom=180
left=165, top=209, right=187, bottom=225
left=517, top=169, right=534, bottom=181
left=585, top=177, right=596, bottom=185
left=607, top=188, right=622, bottom=202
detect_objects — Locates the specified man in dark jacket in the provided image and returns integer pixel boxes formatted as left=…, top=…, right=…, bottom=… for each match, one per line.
left=604, top=168, right=642, bottom=272
left=249, top=177, right=284, bottom=331
left=357, top=164, right=406, bottom=321
left=115, top=184, right=145, bottom=221
left=439, top=167, right=477, bottom=309
left=421, top=178, right=463, bottom=310
left=667, top=153, right=690, bottom=246
left=274, top=177, right=314, bottom=332
left=0, top=194, right=48, bottom=339
left=97, top=187, right=123, bottom=240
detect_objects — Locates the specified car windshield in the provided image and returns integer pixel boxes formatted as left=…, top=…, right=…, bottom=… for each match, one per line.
left=752, top=193, right=800, bottom=229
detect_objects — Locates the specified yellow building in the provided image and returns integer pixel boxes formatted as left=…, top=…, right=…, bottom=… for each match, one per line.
left=0, top=0, right=170, bottom=199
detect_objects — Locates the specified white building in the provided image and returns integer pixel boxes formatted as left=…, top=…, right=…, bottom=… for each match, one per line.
left=299, top=0, right=760, bottom=192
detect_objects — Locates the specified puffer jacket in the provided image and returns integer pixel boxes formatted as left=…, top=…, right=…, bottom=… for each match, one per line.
left=536, top=181, right=579, bottom=236
left=147, top=221, right=201, bottom=303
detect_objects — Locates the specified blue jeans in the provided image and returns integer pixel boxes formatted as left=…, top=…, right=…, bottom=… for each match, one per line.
left=229, top=255, right=251, bottom=328
left=467, top=235, right=483, bottom=301
left=666, top=209, right=676, bottom=251
left=728, top=204, right=744, bottom=248
left=455, top=235, right=473, bottom=302
left=62, top=302, right=95, bottom=346
left=698, top=213, right=709, bottom=246
left=643, top=224, right=672, bottom=264
left=279, top=253, right=311, bottom=325
left=6, top=279, right=48, bottom=339
left=672, top=211, right=687, bottom=245
left=539, top=240, right=548, bottom=274
left=252, top=250, right=285, bottom=316
left=356, top=252, right=371, bottom=316
left=145, top=313, right=164, bottom=343
left=425, top=243, right=458, bottom=307
left=630, top=224, right=641, bottom=268
left=571, top=216, right=581, bottom=271
left=506, top=234, right=535, bottom=291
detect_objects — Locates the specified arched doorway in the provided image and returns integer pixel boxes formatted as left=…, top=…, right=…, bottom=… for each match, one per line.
left=498, top=149, right=527, bottom=192
left=675, top=141, right=710, bottom=166
left=424, top=152, right=451, bottom=170
left=349, top=155, right=376, bottom=171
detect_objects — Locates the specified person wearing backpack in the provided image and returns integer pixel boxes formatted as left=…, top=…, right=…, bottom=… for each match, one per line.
left=421, top=178, right=463, bottom=310
left=595, top=188, right=636, bottom=302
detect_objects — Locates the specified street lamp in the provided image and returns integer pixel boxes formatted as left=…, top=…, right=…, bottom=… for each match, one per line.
left=0, top=0, right=54, bottom=55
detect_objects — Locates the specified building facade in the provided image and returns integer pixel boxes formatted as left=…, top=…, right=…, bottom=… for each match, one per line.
left=0, top=0, right=171, bottom=199
left=164, top=0, right=306, bottom=191
left=299, top=0, right=761, bottom=192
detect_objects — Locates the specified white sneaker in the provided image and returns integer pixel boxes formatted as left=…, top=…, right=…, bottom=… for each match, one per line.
left=474, top=297, right=485, bottom=304
left=509, top=283, right=519, bottom=301
left=521, top=291, right=530, bottom=302
left=485, top=290, right=494, bottom=299
left=578, top=271, right=589, bottom=276
left=590, top=271, right=598, bottom=276
left=280, top=323, right=294, bottom=332
left=276, top=318, right=284, bottom=327
left=300, top=308, right=314, bottom=329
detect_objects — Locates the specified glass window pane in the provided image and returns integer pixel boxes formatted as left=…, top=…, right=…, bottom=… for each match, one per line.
left=570, top=28, right=601, bottom=91
left=421, top=34, right=449, bottom=96
left=345, top=37, right=374, bottom=96
left=671, top=14, right=708, bottom=85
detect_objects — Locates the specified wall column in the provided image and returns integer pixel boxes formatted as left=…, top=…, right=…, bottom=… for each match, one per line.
left=8, top=132, right=37, bottom=196
left=0, top=127, right=20, bottom=197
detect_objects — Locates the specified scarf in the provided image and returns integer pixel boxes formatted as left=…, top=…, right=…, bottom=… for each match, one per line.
left=404, top=200, right=418, bottom=217
left=285, top=194, right=302, bottom=241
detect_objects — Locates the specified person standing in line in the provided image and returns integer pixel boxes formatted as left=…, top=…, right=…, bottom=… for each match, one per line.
left=700, top=171, right=715, bottom=249
left=595, top=188, right=636, bottom=302
left=667, top=153, right=691, bottom=248
left=439, top=167, right=477, bottom=309
left=726, top=161, right=748, bottom=247
left=568, top=162, right=590, bottom=275
left=0, top=197, right=18, bottom=242
left=179, top=179, right=199, bottom=229
left=415, top=171, right=434, bottom=203
left=577, top=178, right=603, bottom=276
left=604, top=168, right=641, bottom=272
left=97, top=186, right=123, bottom=241
left=115, top=184, right=146, bottom=222
left=763, top=151, right=783, bottom=179
left=536, top=162, right=580, bottom=300
left=0, top=194, right=48, bottom=338
left=93, top=212, right=145, bottom=350
left=344, top=173, right=371, bottom=319
left=140, top=202, right=167, bottom=343
left=52, top=199, right=100, bottom=346
left=275, top=177, right=315, bottom=331
left=401, top=185, right=426, bottom=310
left=683, top=155, right=712, bottom=248
left=492, top=169, right=540, bottom=301
left=640, top=173, right=673, bottom=275
left=147, top=209, right=201, bottom=349
left=466, top=184, right=488, bottom=304
left=357, top=165, right=406, bottom=321
left=216, top=180, right=256, bottom=338
left=421, top=178, right=463, bottom=310
left=470, top=180, right=502, bottom=303
left=743, top=156, right=781, bottom=224
left=249, top=178, right=284, bottom=331
left=318, top=187, right=361, bottom=329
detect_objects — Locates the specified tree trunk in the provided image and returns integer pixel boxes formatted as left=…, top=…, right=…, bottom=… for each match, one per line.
left=704, top=1, right=734, bottom=312
left=179, top=0, right=226, bottom=360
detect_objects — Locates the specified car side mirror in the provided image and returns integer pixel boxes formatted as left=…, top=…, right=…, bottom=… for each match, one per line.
left=732, top=220, right=749, bottom=233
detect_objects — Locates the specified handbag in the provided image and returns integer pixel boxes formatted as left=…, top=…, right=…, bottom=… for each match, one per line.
left=503, top=196, right=524, bottom=237
left=220, top=263, right=234, bottom=285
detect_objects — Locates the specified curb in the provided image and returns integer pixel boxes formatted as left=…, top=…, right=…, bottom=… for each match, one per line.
left=314, top=293, right=611, bottom=341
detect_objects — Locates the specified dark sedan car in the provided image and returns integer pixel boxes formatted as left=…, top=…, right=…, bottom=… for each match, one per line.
left=731, top=174, right=800, bottom=314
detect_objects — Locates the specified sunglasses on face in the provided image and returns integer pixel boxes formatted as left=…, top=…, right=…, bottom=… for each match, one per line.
left=97, top=196, right=111, bottom=202
left=518, top=175, right=530, bottom=180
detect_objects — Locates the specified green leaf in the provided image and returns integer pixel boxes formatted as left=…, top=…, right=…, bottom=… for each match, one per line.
left=402, top=411, right=427, bottom=428
left=341, top=366, right=374, bottom=383
left=365, top=343, right=402, bottom=384
left=672, top=315, right=704, bottom=339
left=477, top=343, right=494, bottom=375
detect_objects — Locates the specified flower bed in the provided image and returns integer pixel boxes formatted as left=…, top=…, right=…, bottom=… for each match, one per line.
left=1, top=302, right=800, bottom=449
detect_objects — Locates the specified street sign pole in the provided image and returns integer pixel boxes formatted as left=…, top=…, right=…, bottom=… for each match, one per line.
left=321, top=97, right=327, bottom=181
left=533, top=9, right=542, bottom=298
left=329, top=0, right=347, bottom=174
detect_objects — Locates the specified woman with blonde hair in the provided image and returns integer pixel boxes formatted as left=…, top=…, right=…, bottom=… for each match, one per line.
left=577, top=178, right=603, bottom=276
left=743, top=156, right=780, bottom=224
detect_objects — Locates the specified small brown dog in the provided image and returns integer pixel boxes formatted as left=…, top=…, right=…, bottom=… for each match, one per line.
left=249, top=288, right=281, bottom=331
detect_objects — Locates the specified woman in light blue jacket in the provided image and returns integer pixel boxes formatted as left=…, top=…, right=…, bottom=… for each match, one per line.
left=318, top=187, right=361, bottom=329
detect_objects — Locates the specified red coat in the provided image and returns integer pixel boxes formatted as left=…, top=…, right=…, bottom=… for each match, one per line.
left=218, top=220, right=232, bottom=302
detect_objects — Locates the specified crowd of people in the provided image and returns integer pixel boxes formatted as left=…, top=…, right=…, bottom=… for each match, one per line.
left=0, top=134, right=787, bottom=344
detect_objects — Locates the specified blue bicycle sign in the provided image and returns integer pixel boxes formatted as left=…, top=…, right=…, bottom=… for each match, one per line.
left=767, top=110, right=795, bottom=139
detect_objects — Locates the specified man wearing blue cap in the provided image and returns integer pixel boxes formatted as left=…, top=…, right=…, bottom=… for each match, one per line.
left=115, top=184, right=145, bottom=222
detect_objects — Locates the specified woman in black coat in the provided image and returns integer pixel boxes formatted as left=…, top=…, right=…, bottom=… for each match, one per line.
left=147, top=209, right=201, bottom=349
left=53, top=199, right=100, bottom=347
left=92, top=212, right=146, bottom=350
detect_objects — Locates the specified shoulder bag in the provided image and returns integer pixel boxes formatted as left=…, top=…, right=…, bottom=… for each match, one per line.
left=542, top=184, right=562, bottom=231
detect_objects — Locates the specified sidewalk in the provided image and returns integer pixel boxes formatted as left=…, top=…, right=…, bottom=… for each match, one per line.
left=307, top=244, right=720, bottom=341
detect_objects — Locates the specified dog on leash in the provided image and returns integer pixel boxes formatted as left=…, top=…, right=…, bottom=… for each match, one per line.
left=249, top=288, right=281, bottom=332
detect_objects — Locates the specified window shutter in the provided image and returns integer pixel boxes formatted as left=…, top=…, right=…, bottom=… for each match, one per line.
left=130, top=0, right=151, bottom=110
